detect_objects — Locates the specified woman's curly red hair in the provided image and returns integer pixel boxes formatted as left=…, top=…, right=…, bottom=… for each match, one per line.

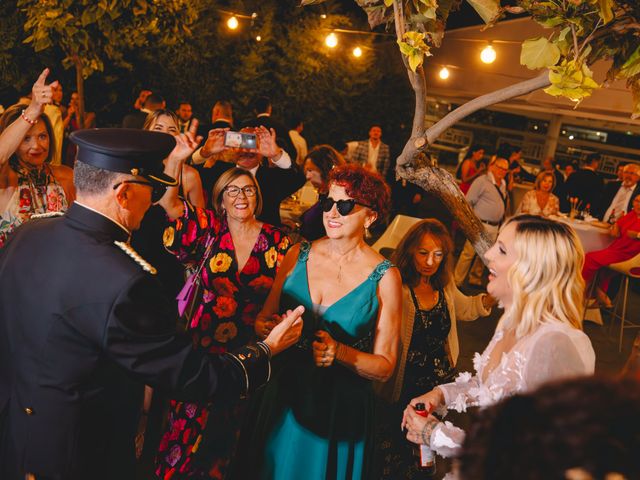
left=328, top=164, right=390, bottom=224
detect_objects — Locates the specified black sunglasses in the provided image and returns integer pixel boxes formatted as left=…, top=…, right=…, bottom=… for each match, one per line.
left=320, top=196, right=372, bottom=216
left=113, top=180, right=167, bottom=204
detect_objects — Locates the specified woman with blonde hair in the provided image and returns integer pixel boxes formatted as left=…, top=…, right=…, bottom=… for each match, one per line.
left=402, top=215, right=595, bottom=462
left=517, top=171, right=560, bottom=217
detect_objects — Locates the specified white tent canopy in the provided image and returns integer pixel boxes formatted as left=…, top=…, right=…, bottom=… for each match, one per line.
left=425, top=17, right=639, bottom=132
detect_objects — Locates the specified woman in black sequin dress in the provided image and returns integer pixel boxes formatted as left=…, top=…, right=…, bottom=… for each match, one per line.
left=375, top=219, right=494, bottom=479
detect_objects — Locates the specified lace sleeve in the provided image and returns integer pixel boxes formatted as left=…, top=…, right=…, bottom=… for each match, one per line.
left=523, top=329, right=595, bottom=391
left=438, top=370, right=482, bottom=412
left=429, top=420, right=466, bottom=458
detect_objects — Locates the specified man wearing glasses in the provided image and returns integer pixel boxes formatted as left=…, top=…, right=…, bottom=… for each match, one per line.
left=454, top=156, right=510, bottom=287
left=0, top=129, right=304, bottom=480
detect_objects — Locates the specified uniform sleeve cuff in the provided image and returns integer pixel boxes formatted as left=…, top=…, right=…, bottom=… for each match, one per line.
left=224, top=343, right=271, bottom=398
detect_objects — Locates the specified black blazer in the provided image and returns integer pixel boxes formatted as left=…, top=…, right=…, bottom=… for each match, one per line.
left=121, top=110, right=148, bottom=129
left=594, top=181, right=640, bottom=220
left=564, top=168, right=604, bottom=210
left=0, top=204, right=269, bottom=480
left=197, top=160, right=306, bottom=226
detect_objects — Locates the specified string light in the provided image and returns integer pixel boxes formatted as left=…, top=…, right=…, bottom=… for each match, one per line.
left=227, top=16, right=239, bottom=30
left=480, top=44, right=496, bottom=64
left=256, top=35, right=262, bottom=42
left=438, top=67, right=450, bottom=80
left=325, top=32, right=338, bottom=48
left=352, top=47, right=363, bottom=58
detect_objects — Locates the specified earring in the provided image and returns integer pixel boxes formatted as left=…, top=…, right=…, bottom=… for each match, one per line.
left=364, top=225, right=371, bottom=239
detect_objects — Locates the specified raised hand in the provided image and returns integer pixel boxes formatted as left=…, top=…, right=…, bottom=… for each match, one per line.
left=263, top=306, right=305, bottom=356
left=168, top=119, right=203, bottom=165
left=31, top=68, right=59, bottom=111
left=201, top=128, right=228, bottom=158
left=255, top=313, right=280, bottom=340
left=312, top=330, right=338, bottom=368
left=256, top=126, right=281, bottom=159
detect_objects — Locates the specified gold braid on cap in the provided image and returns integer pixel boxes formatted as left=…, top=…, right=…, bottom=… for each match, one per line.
left=114, top=241, right=157, bottom=275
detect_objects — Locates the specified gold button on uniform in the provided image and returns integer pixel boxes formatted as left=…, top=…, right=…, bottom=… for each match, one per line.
left=24, top=407, right=34, bottom=415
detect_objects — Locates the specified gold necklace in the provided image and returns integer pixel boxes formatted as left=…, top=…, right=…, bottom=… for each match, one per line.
left=333, top=244, right=359, bottom=284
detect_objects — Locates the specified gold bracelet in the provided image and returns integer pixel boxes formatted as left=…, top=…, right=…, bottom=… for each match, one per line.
left=21, top=109, right=38, bottom=126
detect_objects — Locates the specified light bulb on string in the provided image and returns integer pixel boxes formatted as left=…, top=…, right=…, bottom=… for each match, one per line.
left=480, top=44, right=496, bottom=64
left=227, top=16, right=239, bottom=30
left=325, top=32, right=338, bottom=48
left=256, top=35, right=262, bottom=42
left=439, top=67, right=450, bottom=80
left=353, top=47, right=363, bottom=58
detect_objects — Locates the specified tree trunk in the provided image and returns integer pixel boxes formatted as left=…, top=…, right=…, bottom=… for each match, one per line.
left=74, top=56, right=85, bottom=130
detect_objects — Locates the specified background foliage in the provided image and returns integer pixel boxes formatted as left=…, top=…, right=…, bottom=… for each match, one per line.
left=0, top=0, right=414, bottom=151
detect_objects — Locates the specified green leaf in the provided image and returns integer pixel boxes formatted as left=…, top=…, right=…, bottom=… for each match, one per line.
left=408, top=52, right=423, bottom=72
left=520, top=37, right=561, bottom=70
left=383, top=0, right=394, bottom=6
left=619, top=46, right=640, bottom=79
left=465, top=0, right=500, bottom=24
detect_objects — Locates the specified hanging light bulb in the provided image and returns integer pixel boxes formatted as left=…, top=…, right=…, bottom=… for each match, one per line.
left=227, top=16, right=239, bottom=30
left=439, top=67, right=450, bottom=80
left=352, top=47, right=363, bottom=58
left=480, top=43, right=496, bottom=64
left=255, top=35, right=262, bottom=42
left=325, top=32, right=338, bottom=48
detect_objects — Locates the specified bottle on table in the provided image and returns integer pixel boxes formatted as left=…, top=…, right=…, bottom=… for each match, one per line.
left=412, top=402, right=436, bottom=477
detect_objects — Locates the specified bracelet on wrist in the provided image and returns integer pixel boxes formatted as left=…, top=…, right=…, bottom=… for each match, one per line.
left=21, top=109, right=38, bottom=126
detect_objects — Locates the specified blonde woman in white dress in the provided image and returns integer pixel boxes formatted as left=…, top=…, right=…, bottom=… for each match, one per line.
left=402, top=214, right=595, bottom=461
left=517, top=171, right=560, bottom=217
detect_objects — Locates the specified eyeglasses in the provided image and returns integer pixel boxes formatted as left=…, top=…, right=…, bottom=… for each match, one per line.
left=320, top=196, right=372, bottom=216
left=113, top=180, right=167, bottom=203
left=224, top=185, right=257, bottom=197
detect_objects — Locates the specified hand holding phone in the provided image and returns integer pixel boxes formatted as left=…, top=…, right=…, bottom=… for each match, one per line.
left=224, top=131, right=257, bottom=150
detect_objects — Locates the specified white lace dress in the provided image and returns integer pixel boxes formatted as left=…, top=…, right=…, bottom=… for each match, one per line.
left=430, top=322, right=595, bottom=458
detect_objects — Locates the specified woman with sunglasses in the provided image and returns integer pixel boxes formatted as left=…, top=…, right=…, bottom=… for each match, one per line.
left=155, top=162, right=292, bottom=479
left=237, top=164, right=401, bottom=479
left=401, top=215, right=594, bottom=468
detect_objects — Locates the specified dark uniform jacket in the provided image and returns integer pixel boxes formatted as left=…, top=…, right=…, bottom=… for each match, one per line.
left=197, top=160, right=306, bottom=227
left=0, top=203, right=268, bottom=480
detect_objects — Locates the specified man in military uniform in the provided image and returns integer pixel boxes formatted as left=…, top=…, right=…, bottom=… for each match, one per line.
left=0, top=129, right=304, bottom=480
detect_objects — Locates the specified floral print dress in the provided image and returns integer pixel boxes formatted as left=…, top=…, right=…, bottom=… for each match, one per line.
left=155, top=202, right=290, bottom=479
left=0, top=160, right=68, bottom=248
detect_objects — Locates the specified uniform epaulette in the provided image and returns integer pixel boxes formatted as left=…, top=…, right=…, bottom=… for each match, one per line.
left=30, top=211, right=64, bottom=219
left=114, top=241, right=157, bottom=275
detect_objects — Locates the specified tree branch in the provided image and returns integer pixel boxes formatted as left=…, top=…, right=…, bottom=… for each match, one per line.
left=397, top=71, right=551, bottom=166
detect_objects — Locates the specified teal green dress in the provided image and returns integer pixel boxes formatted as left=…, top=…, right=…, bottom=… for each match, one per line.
left=245, top=242, right=392, bottom=480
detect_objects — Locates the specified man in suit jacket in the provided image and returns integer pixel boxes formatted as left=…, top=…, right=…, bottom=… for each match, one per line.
left=243, top=96, right=296, bottom=161
left=0, top=129, right=303, bottom=480
left=176, top=101, right=198, bottom=133
left=347, top=124, right=391, bottom=177
left=192, top=126, right=306, bottom=226
left=564, top=153, right=605, bottom=211
left=595, top=163, right=640, bottom=221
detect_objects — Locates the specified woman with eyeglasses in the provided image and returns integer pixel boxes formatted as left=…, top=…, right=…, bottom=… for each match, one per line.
left=374, top=219, right=494, bottom=479
left=155, top=166, right=292, bottom=479
left=401, top=215, right=595, bottom=468
left=235, top=164, right=401, bottom=479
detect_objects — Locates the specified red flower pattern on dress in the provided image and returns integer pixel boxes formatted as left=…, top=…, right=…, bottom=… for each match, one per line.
left=212, top=296, right=238, bottom=319
left=158, top=204, right=291, bottom=479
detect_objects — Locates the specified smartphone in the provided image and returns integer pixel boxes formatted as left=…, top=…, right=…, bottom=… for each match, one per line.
left=224, top=131, right=257, bottom=149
